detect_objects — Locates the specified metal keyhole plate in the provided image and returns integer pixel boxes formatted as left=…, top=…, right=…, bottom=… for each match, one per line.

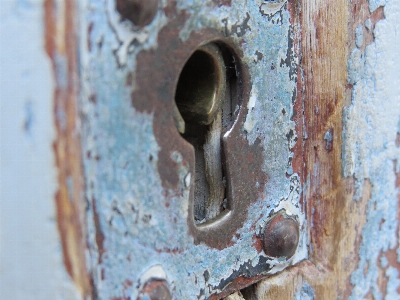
left=82, top=1, right=307, bottom=298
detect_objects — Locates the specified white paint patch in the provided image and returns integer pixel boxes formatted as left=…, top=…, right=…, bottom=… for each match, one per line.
left=243, top=87, right=258, bottom=133
left=184, top=172, right=191, bottom=188
left=365, top=18, right=373, bottom=31
left=344, top=0, right=400, bottom=298
left=355, top=25, right=364, bottom=48
left=0, top=1, right=80, bottom=299
left=138, top=265, right=167, bottom=288
left=106, top=0, right=168, bottom=66
left=260, top=0, right=288, bottom=16
left=369, top=0, right=386, bottom=12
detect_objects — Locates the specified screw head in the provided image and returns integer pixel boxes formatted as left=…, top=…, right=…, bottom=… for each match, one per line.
left=262, top=214, right=299, bottom=259
left=116, top=0, right=159, bottom=27
left=138, top=280, right=172, bottom=300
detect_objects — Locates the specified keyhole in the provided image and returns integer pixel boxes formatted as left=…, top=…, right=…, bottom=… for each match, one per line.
left=174, top=43, right=240, bottom=224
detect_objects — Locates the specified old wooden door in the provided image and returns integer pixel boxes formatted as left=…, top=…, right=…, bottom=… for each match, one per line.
left=1, top=0, right=399, bottom=299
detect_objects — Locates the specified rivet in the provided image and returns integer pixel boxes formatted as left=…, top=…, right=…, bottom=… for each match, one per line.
left=262, top=213, right=299, bottom=259
left=138, top=280, right=172, bottom=300
left=116, top=0, right=159, bottom=28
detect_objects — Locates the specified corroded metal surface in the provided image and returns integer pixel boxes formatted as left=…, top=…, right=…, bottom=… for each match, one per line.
left=262, top=213, right=299, bottom=259
left=79, top=0, right=306, bottom=298
left=2, top=0, right=399, bottom=299
left=138, top=280, right=172, bottom=300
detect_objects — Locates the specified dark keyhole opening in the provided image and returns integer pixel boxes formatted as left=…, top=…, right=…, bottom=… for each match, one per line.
left=174, top=43, right=241, bottom=224
left=175, top=50, right=220, bottom=125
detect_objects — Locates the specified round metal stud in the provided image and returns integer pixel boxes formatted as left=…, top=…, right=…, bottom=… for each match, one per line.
left=262, top=213, right=300, bottom=259
left=116, top=0, right=159, bottom=27
left=138, top=280, right=172, bottom=300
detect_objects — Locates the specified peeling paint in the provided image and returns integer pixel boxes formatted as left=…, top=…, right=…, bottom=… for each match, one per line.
left=295, top=281, right=315, bottom=300
left=343, top=0, right=400, bottom=298
left=260, top=0, right=288, bottom=17
left=79, top=0, right=305, bottom=298
left=369, top=0, right=387, bottom=12
left=243, top=87, right=258, bottom=133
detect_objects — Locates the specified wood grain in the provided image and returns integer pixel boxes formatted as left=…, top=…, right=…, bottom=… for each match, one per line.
left=45, top=0, right=92, bottom=297
left=254, top=0, right=372, bottom=298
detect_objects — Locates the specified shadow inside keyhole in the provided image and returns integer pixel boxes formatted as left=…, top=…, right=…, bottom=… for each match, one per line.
left=174, top=42, right=241, bottom=225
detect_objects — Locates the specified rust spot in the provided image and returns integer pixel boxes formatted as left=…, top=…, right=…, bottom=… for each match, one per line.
left=364, top=290, right=374, bottom=300
left=370, top=6, right=385, bottom=27
left=376, top=250, right=389, bottom=298
left=92, top=197, right=105, bottom=263
left=126, top=72, right=134, bottom=87
left=87, top=22, right=94, bottom=51
left=154, top=247, right=183, bottom=254
left=138, top=280, right=171, bottom=300
left=212, top=0, right=232, bottom=7
left=129, top=1, right=267, bottom=249
left=130, top=6, right=190, bottom=190
left=252, top=234, right=263, bottom=253
left=89, top=94, right=97, bottom=104
left=54, top=190, right=73, bottom=278
left=250, top=213, right=264, bottom=231
left=116, top=0, right=159, bottom=28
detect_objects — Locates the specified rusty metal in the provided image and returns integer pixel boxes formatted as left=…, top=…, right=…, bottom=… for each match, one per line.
left=116, top=0, right=159, bottom=27
left=138, top=280, right=172, bottom=300
left=262, top=212, right=300, bottom=259
left=131, top=29, right=268, bottom=249
left=82, top=1, right=307, bottom=298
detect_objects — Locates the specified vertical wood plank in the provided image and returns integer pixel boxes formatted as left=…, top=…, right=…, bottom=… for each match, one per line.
left=255, top=0, right=400, bottom=298
left=45, top=0, right=92, bottom=297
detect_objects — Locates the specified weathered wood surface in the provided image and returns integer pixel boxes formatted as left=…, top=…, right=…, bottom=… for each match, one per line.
left=1, top=0, right=399, bottom=299
left=44, top=0, right=92, bottom=297
left=251, top=0, right=400, bottom=299
left=1, top=0, right=86, bottom=298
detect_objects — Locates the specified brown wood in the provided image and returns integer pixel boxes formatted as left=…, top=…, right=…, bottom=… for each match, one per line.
left=253, top=1, right=399, bottom=299
left=45, top=0, right=92, bottom=297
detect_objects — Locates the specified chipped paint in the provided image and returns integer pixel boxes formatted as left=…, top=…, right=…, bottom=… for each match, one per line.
left=343, top=0, right=400, bottom=298
left=260, top=0, right=288, bottom=17
left=79, top=0, right=305, bottom=298
left=3, top=0, right=400, bottom=298
left=243, top=87, right=258, bottom=133
left=294, top=281, right=315, bottom=300
left=105, top=0, right=168, bottom=66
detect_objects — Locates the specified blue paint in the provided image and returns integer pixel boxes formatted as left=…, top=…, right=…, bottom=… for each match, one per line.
left=355, top=25, right=364, bottom=48
left=344, top=0, right=400, bottom=298
left=369, top=0, right=386, bottom=12
left=295, top=282, right=315, bottom=300
left=80, top=0, right=306, bottom=298
left=23, top=101, right=34, bottom=135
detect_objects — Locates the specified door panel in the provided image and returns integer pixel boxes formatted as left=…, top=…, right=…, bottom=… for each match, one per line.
left=42, top=0, right=400, bottom=299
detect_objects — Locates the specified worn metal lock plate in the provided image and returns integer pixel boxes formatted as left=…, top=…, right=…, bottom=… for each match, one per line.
left=80, top=0, right=307, bottom=298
